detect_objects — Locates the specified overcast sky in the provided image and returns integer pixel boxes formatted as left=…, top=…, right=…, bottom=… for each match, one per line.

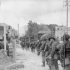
left=0, top=0, right=70, bottom=36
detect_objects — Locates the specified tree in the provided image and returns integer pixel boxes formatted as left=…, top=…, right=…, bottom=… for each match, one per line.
left=23, top=21, right=58, bottom=41
left=47, top=24, right=58, bottom=33
left=25, top=20, right=39, bottom=37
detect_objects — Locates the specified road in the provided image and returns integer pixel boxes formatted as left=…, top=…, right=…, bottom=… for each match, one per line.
left=16, top=46, right=63, bottom=70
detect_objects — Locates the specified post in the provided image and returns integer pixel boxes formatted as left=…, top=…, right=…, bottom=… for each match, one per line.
left=18, top=24, right=19, bottom=44
left=13, top=39, right=16, bottom=62
left=66, top=0, right=68, bottom=34
left=4, top=25, right=6, bottom=50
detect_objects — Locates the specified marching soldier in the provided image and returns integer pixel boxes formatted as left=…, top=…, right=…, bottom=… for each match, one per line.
left=20, top=41, right=25, bottom=50
left=40, top=39, right=46, bottom=67
left=44, top=39, right=50, bottom=66
left=30, top=41, right=35, bottom=53
left=36, top=40, right=42, bottom=56
left=60, top=34, right=70, bottom=70
left=47, top=37, right=59, bottom=70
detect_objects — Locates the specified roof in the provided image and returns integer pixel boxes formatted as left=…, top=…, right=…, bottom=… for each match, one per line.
left=37, top=30, right=51, bottom=35
left=55, top=26, right=70, bottom=31
left=0, top=23, right=8, bottom=26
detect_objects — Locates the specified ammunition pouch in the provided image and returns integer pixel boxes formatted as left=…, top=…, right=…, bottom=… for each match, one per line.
left=65, top=57, right=70, bottom=65
left=65, top=49, right=70, bottom=58
left=65, top=48, right=70, bottom=65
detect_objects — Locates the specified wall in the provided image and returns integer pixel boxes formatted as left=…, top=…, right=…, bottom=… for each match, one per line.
left=55, top=26, right=70, bottom=41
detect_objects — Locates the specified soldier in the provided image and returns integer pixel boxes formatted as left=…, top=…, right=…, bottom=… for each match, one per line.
left=60, top=34, right=70, bottom=70
left=20, top=41, right=25, bottom=50
left=47, top=37, right=59, bottom=70
left=26, top=42, right=29, bottom=50
left=40, top=39, right=46, bottom=67
left=44, top=39, right=50, bottom=66
left=32, top=41, right=35, bottom=52
left=30, top=41, right=35, bottom=53
left=36, top=40, right=42, bottom=56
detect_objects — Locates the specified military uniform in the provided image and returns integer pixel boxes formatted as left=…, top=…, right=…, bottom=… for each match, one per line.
left=36, top=40, right=42, bottom=56
left=31, top=41, right=35, bottom=52
left=20, top=41, right=25, bottom=49
left=40, top=40, right=46, bottom=67
left=51, top=41, right=59, bottom=70
left=44, top=40, right=52, bottom=69
left=60, top=34, right=70, bottom=70
left=48, top=37, right=59, bottom=70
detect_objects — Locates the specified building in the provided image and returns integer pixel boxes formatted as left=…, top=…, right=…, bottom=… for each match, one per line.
left=55, top=26, right=70, bottom=41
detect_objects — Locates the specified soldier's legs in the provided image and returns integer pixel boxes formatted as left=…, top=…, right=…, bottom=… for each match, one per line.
left=48, top=59, right=52, bottom=70
left=45, top=52, right=49, bottom=65
left=42, top=56, right=45, bottom=67
left=42, top=51, right=45, bottom=67
left=54, top=59, right=59, bottom=70
left=37, top=49, right=40, bottom=56
left=31, top=47, right=33, bottom=52
left=65, top=65, right=70, bottom=70
left=33, top=47, right=35, bottom=52
left=32, top=47, right=33, bottom=52
left=42, top=57, right=45, bottom=67
left=51, top=59, right=59, bottom=70
left=32, top=47, right=35, bottom=52
left=22, top=45, right=24, bottom=50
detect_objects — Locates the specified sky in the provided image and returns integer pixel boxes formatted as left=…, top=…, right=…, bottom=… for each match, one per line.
left=0, top=0, right=70, bottom=36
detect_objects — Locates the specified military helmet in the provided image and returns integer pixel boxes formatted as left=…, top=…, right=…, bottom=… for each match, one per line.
left=48, top=37, right=56, bottom=41
left=62, top=34, right=70, bottom=41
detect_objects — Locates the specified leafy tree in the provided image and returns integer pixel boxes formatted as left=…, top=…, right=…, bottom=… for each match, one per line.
left=25, top=20, right=50, bottom=37
left=22, top=21, right=58, bottom=41
left=47, top=24, right=58, bottom=33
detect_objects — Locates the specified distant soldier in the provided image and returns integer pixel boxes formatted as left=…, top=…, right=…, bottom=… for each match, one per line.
left=36, top=40, right=42, bottom=56
left=26, top=42, right=30, bottom=50
left=30, top=41, right=35, bottom=52
left=20, top=41, right=25, bottom=50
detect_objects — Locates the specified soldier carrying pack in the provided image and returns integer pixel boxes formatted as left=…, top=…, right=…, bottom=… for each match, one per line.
left=61, top=34, right=70, bottom=70
left=47, top=37, right=59, bottom=70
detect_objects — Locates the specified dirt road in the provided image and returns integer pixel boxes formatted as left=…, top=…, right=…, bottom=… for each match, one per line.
left=16, top=47, right=63, bottom=70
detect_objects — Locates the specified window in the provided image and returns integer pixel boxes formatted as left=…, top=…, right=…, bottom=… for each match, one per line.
left=57, top=37, right=59, bottom=39
left=57, top=28, right=59, bottom=30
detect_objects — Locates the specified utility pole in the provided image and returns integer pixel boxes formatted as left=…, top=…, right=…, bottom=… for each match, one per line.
left=64, top=0, right=70, bottom=34
left=63, top=0, right=70, bottom=69
left=18, top=24, right=19, bottom=44
left=66, top=0, right=68, bottom=34
left=4, top=25, right=6, bottom=51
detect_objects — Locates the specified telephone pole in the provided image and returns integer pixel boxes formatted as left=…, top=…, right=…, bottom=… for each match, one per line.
left=18, top=24, right=19, bottom=38
left=18, top=24, right=19, bottom=44
left=63, top=0, right=70, bottom=69
left=64, top=0, right=70, bottom=34
left=66, top=0, right=68, bottom=34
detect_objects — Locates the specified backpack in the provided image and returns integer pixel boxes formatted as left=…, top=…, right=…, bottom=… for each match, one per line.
left=65, top=41, right=70, bottom=58
left=50, top=41, right=60, bottom=59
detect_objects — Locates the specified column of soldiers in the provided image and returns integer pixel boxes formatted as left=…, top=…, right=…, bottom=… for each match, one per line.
left=20, top=36, right=30, bottom=50
left=36, top=33, right=70, bottom=70
left=20, top=33, right=70, bottom=70
left=20, top=35, right=36, bottom=52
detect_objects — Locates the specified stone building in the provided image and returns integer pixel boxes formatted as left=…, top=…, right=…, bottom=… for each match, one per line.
left=55, top=26, right=70, bottom=41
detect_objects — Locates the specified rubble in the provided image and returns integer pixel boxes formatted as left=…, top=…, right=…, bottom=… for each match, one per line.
left=6, top=63, right=24, bottom=70
left=0, top=49, right=13, bottom=69
left=0, top=49, right=25, bottom=70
